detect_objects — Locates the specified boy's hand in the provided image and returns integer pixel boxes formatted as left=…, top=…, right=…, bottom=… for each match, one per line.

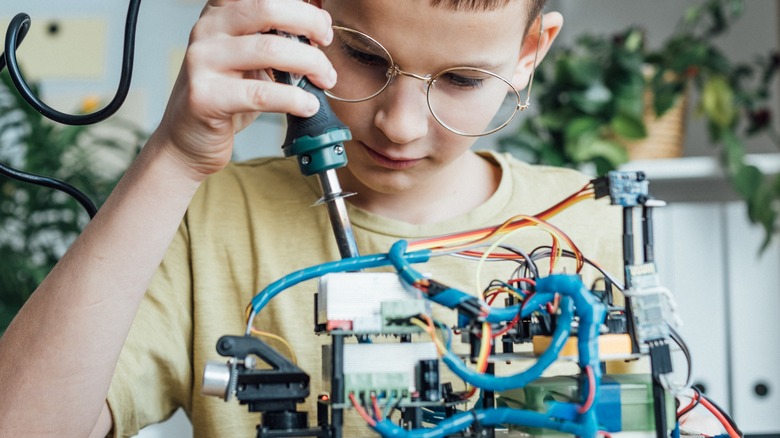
left=155, top=0, right=336, bottom=181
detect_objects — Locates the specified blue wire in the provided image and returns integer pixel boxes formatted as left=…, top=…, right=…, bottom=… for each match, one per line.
left=440, top=296, right=574, bottom=392
left=372, top=407, right=590, bottom=437
left=250, top=249, right=431, bottom=314
left=388, top=240, right=529, bottom=323
left=247, top=239, right=608, bottom=438
left=383, top=241, right=608, bottom=438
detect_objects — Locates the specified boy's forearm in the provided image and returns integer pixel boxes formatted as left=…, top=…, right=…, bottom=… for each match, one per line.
left=0, top=134, right=203, bottom=436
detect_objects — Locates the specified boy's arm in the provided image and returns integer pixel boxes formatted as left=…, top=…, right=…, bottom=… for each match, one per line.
left=0, top=0, right=335, bottom=435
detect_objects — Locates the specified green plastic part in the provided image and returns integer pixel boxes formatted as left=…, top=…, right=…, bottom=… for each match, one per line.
left=381, top=300, right=429, bottom=330
left=498, top=374, right=676, bottom=435
left=344, top=372, right=410, bottom=401
left=282, top=128, right=351, bottom=176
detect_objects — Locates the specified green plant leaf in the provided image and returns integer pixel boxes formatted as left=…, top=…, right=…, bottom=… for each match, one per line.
left=567, top=135, right=629, bottom=170
left=570, top=82, right=612, bottom=114
left=610, top=112, right=648, bottom=139
left=564, top=117, right=601, bottom=143
left=700, top=75, right=736, bottom=128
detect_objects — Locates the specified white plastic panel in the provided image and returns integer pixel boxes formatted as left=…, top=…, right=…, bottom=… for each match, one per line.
left=652, top=203, right=730, bottom=406
left=725, top=202, right=780, bottom=433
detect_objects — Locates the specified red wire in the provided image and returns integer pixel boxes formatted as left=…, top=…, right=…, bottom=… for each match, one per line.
left=492, top=313, right=520, bottom=338
left=349, top=393, right=377, bottom=427
left=507, top=278, right=536, bottom=287
left=549, top=237, right=558, bottom=274
left=699, top=396, right=741, bottom=438
left=577, top=365, right=596, bottom=413
left=370, top=393, right=382, bottom=421
left=677, top=391, right=700, bottom=418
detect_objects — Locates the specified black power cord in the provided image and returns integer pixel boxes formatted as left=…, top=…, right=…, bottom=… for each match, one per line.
left=0, top=0, right=143, bottom=219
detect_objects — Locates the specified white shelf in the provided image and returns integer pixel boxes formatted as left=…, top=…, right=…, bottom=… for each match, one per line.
left=616, top=153, right=780, bottom=203
left=619, top=153, right=780, bottom=181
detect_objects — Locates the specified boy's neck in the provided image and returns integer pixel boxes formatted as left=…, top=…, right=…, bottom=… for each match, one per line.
left=340, top=151, right=501, bottom=224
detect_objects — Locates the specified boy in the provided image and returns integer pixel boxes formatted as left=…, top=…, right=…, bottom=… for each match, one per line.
left=0, top=0, right=622, bottom=436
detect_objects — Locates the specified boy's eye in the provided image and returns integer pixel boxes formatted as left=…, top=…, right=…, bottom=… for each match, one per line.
left=341, top=42, right=390, bottom=69
left=439, top=71, right=487, bottom=89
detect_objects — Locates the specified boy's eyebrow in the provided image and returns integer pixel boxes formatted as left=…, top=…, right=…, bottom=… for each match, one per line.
left=459, top=61, right=504, bottom=71
left=331, top=20, right=506, bottom=73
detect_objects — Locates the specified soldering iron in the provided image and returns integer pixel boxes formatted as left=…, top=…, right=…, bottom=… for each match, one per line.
left=272, top=31, right=360, bottom=260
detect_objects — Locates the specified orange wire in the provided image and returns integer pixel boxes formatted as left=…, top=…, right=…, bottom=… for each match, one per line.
left=407, top=188, right=594, bottom=252
left=549, top=234, right=559, bottom=274
left=507, top=278, right=536, bottom=287
left=458, top=249, right=525, bottom=260
left=349, top=393, right=377, bottom=427
left=371, top=393, right=382, bottom=421
left=699, top=396, right=741, bottom=438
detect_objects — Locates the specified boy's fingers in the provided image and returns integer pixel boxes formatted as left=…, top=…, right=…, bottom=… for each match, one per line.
left=189, top=33, right=336, bottom=90
left=197, top=0, right=332, bottom=47
left=196, top=78, right=320, bottom=118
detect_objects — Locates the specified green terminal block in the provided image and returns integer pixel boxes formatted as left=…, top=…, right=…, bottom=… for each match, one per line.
left=344, top=372, right=410, bottom=402
left=498, top=374, right=676, bottom=434
left=381, top=300, right=429, bottom=333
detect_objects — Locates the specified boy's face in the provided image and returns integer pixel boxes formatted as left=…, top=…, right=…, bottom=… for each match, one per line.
left=317, top=0, right=545, bottom=199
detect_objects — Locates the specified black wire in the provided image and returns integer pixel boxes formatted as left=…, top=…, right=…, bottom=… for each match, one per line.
left=3, top=0, right=141, bottom=125
left=528, top=246, right=625, bottom=290
left=677, top=386, right=701, bottom=419
left=0, top=12, right=28, bottom=72
left=0, top=0, right=142, bottom=219
left=668, top=325, right=692, bottom=388
left=498, top=244, right=539, bottom=279
left=0, top=162, right=98, bottom=218
left=700, top=392, right=744, bottom=437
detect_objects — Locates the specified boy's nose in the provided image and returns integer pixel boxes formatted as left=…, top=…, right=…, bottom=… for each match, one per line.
left=373, top=76, right=430, bottom=145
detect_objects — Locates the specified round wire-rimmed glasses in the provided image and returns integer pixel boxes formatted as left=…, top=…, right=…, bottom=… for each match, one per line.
left=321, top=20, right=542, bottom=137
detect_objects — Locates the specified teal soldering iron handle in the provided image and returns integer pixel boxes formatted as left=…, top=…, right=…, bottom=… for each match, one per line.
left=272, top=33, right=360, bottom=260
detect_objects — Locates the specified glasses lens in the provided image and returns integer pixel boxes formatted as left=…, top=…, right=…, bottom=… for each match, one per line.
left=428, top=68, right=520, bottom=136
left=322, top=27, right=393, bottom=102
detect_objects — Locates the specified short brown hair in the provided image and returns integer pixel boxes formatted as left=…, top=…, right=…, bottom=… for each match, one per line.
left=429, top=0, right=547, bottom=33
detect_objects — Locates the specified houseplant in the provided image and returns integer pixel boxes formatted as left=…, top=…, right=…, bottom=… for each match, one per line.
left=0, top=69, right=145, bottom=332
left=499, top=0, right=780, bottom=248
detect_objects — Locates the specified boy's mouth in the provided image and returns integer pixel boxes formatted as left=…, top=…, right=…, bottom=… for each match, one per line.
left=361, top=143, right=422, bottom=170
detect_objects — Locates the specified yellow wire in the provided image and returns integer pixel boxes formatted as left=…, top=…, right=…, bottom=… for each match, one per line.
left=483, top=285, right=524, bottom=300
left=473, top=216, right=565, bottom=296
left=474, top=215, right=579, bottom=294
left=248, top=327, right=298, bottom=365
left=475, top=321, right=492, bottom=372
left=244, top=304, right=298, bottom=365
left=410, top=318, right=446, bottom=355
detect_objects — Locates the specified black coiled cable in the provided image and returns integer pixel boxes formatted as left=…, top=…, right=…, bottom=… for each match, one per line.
left=0, top=0, right=142, bottom=219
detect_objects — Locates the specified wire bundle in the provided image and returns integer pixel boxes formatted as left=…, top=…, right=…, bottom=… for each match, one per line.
left=243, top=180, right=742, bottom=438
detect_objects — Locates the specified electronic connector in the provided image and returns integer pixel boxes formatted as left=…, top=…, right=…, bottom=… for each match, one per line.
left=317, top=272, right=430, bottom=333
left=623, top=264, right=682, bottom=349
left=592, top=171, right=650, bottom=207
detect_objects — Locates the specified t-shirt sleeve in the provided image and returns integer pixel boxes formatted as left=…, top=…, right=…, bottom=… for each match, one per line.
left=106, top=219, right=194, bottom=438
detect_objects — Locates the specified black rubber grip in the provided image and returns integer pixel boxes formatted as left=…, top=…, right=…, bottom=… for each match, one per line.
left=283, top=78, right=349, bottom=146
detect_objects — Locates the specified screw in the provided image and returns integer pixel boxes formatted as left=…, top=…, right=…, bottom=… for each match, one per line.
left=242, top=356, right=256, bottom=369
left=301, top=155, right=311, bottom=165
left=219, top=339, right=233, bottom=351
left=334, top=145, right=344, bottom=155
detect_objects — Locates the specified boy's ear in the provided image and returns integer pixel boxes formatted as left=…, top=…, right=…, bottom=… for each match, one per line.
left=511, top=11, right=563, bottom=90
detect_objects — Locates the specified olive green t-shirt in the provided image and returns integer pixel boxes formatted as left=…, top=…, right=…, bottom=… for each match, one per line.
left=107, top=151, right=622, bottom=437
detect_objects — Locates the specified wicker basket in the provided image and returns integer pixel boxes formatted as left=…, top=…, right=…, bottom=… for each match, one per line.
left=625, top=89, right=688, bottom=161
